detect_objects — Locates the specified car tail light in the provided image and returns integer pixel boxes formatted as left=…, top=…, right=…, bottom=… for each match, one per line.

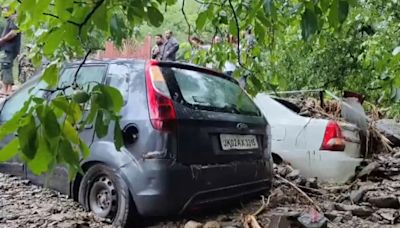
left=145, top=60, right=176, bottom=131
left=320, top=121, right=345, bottom=151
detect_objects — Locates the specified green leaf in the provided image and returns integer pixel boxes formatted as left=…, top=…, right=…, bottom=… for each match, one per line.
left=329, top=0, right=349, bottom=27
left=27, top=134, right=52, bottom=175
left=52, top=96, right=82, bottom=122
left=93, top=1, right=108, bottom=31
left=59, top=139, right=79, bottom=164
left=18, top=115, right=37, bottom=160
left=79, top=139, right=90, bottom=158
left=338, top=0, right=349, bottom=24
left=319, top=0, right=330, bottom=12
left=196, top=11, right=208, bottom=30
left=113, top=121, right=123, bottom=151
left=62, top=120, right=79, bottom=144
left=0, top=138, right=19, bottom=162
left=95, top=110, right=108, bottom=138
left=55, top=0, right=73, bottom=21
left=229, top=20, right=238, bottom=38
left=42, top=63, right=59, bottom=87
left=263, top=0, right=276, bottom=17
left=301, top=8, right=318, bottom=41
left=42, top=108, right=61, bottom=138
left=147, top=6, right=164, bottom=27
left=0, top=97, right=31, bottom=140
left=43, top=28, right=64, bottom=56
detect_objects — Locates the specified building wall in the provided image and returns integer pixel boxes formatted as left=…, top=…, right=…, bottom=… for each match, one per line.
left=96, top=36, right=152, bottom=60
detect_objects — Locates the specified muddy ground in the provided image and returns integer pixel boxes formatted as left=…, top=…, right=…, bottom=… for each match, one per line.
left=3, top=150, right=400, bottom=228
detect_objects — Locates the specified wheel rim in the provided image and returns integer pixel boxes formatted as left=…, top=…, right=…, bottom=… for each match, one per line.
left=88, top=175, right=118, bottom=219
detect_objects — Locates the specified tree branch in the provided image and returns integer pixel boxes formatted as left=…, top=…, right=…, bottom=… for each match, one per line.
left=181, top=0, right=193, bottom=44
left=227, top=0, right=244, bottom=68
left=73, top=49, right=92, bottom=85
left=42, top=13, right=80, bottom=26
left=78, top=0, right=105, bottom=36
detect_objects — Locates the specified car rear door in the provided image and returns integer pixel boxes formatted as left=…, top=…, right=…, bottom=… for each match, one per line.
left=159, top=63, right=268, bottom=165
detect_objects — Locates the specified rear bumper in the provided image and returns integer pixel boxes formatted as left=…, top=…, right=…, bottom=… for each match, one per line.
left=121, top=159, right=273, bottom=217
left=287, top=150, right=362, bottom=184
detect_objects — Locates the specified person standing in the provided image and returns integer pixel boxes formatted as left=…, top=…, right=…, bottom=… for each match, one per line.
left=161, top=30, right=179, bottom=61
left=17, top=44, right=35, bottom=84
left=151, top=34, right=164, bottom=60
left=0, top=7, right=20, bottom=95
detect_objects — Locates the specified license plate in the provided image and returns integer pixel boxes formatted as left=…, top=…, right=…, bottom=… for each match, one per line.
left=220, top=134, right=259, bottom=150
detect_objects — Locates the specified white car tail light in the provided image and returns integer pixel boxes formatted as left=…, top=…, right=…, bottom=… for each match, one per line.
left=320, top=121, right=345, bottom=151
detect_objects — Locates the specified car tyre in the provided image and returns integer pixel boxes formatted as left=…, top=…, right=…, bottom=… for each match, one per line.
left=78, top=164, right=136, bottom=227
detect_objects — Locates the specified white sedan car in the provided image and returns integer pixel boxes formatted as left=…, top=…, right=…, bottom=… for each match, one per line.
left=254, top=93, right=363, bottom=183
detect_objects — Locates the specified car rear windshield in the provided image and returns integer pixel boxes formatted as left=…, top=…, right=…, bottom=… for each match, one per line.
left=161, top=67, right=261, bottom=116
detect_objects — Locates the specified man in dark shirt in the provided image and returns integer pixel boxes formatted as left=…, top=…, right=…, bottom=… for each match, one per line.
left=0, top=7, right=21, bottom=95
left=160, top=30, right=179, bottom=61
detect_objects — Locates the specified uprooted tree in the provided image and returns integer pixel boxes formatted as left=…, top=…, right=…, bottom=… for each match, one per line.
left=0, top=0, right=353, bottom=179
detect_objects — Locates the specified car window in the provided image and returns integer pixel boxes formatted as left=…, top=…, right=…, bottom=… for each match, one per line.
left=0, top=79, right=48, bottom=121
left=161, top=67, right=261, bottom=116
left=58, top=65, right=108, bottom=95
left=106, top=63, right=130, bottom=100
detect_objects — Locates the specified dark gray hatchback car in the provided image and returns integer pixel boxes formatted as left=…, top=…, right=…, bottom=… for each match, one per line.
left=0, top=59, right=273, bottom=226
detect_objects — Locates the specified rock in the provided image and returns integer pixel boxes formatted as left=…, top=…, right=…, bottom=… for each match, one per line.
left=297, top=209, right=328, bottom=228
left=350, top=186, right=369, bottom=203
left=335, top=203, right=374, bottom=217
left=306, top=177, right=318, bottom=189
left=368, top=195, right=400, bottom=209
left=203, top=221, right=221, bottom=228
left=376, top=119, right=400, bottom=146
left=322, top=202, right=335, bottom=212
left=376, top=209, right=400, bottom=223
left=357, top=162, right=379, bottom=178
left=286, top=170, right=300, bottom=180
left=394, top=151, right=400, bottom=159
left=294, top=176, right=307, bottom=186
left=184, top=220, right=203, bottom=228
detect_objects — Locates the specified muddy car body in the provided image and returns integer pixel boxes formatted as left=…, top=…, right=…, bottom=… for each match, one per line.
left=254, top=93, right=362, bottom=183
left=0, top=59, right=272, bottom=226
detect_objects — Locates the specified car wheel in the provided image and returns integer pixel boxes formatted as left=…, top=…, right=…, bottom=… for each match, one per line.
left=78, top=164, right=135, bottom=227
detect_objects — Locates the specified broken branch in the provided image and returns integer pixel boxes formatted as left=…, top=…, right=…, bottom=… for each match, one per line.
left=276, top=174, right=322, bottom=212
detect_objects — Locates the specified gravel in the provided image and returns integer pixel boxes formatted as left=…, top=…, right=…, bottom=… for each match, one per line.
left=0, top=173, right=113, bottom=228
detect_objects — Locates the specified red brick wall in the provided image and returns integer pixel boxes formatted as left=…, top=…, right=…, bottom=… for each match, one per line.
left=96, top=36, right=152, bottom=60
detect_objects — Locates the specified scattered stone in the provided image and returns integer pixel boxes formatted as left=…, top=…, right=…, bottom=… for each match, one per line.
left=350, top=186, right=369, bottom=203
left=306, top=177, right=318, bottom=189
left=368, top=195, right=400, bottom=209
left=335, top=203, right=374, bottom=217
left=286, top=169, right=300, bottom=180
left=203, top=221, right=221, bottom=228
left=297, top=209, right=328, bottom=228
left=184, top=220, right=203, bottom=228
left=357, top=162, right=379, bottom=178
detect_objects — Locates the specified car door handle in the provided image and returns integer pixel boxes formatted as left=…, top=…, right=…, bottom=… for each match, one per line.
left=76, top=123, right=93, bottom=130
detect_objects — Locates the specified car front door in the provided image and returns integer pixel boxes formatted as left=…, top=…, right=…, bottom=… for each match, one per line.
left=26, top=64, right=109, bottom=195
left=0, top=78, right=47, bottom=176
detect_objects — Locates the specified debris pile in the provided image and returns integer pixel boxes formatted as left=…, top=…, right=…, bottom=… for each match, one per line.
left=263, top=150, right=400, bottom=227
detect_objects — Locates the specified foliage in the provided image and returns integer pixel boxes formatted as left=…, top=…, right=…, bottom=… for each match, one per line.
left=0, top=0, right=355, bottom=178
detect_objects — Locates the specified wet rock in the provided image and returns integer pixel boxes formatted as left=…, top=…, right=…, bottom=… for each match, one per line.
left=368, top=195, right=400, bottom=209
left=184, top=220, right=203, bottom=228
left=203, top=221, right=221, bottom=228
left=357, top=162, right=379, bottom=178
left=286, top=170, right=300, bottom=180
